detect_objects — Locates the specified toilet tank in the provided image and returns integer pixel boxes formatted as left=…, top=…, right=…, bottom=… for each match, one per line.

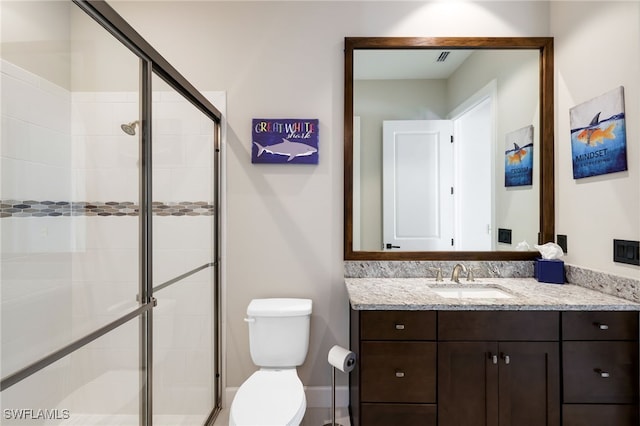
left=246, top=298, right=312, bottom=368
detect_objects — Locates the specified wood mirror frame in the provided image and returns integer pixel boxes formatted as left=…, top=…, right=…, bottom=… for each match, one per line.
left=344, top=36, right=554, bottom=261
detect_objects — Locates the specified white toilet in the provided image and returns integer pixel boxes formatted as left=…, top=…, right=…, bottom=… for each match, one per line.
left=229, top=298, right=313, bottom=426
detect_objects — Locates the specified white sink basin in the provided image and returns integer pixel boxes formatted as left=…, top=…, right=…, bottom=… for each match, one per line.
left=431, top=285, right=513, bottom=299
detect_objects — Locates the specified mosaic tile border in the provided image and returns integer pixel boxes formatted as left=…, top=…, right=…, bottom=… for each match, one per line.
left=0, top=200, right=214, bottom=218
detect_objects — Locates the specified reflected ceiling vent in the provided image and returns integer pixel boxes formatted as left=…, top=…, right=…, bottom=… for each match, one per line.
left=436, top=51, right=451, bottom=62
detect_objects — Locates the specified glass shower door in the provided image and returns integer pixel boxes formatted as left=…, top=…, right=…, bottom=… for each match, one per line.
left=150, top=75, right=219, bottom=425
left=1, top=2, right=145, bottom=424
left=1, top=2, right=222, bottom=424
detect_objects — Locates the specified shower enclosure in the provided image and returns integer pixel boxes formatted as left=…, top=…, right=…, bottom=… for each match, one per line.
left=1, top=1, right=222, bottom=425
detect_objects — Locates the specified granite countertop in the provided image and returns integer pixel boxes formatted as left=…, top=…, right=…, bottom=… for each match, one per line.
left=345, top=277, right=640, bottom=311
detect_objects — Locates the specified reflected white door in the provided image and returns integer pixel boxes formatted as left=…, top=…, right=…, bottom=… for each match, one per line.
left=383, top=120, right=454, bottom=250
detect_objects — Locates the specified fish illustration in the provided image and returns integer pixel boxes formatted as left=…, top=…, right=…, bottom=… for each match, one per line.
left=507, top=142, right=528, bottom=164
left=576, top=112, right=616, bottom=146
left=577, top=124, right=616, bottom=146
left=253, top=138, right=318, bottom=162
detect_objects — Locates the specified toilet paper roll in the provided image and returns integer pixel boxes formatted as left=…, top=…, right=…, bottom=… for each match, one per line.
left=327, top=345, right=356, bottom=373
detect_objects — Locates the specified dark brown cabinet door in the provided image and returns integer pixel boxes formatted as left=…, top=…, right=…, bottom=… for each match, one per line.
left=497, top=342, right=560, bottom=426
left=360, top=310, right=436, bottom=340
left=439, top=341, right=560, bottom=426
left=563, top=341, right=639, bottom=404
left=360, top=341, right=436, bottom=403
left=562, top=311, right=639, bottom=341
left=438, top=342, right=499, bottom=426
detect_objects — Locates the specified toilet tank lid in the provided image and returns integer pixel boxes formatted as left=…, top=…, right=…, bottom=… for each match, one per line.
left=247, top=298, right=312, bottom=317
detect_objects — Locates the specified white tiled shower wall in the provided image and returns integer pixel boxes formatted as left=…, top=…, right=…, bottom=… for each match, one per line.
left=1, top=59, right=75, bottom=415
left=1, top=60, right=72, bottom=202
left=1, top=60, right=218, bottom=420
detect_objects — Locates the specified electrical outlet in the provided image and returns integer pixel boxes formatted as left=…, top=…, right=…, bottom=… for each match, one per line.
left=556, top=234, right=567, bottom=253
left=613, top=239, right=640, bottom=266
left=498, top=228, right=512, bottom=244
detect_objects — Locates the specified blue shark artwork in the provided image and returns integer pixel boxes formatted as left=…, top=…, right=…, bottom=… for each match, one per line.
left=570, top=86, right=627, bottom=179
left=252, top=118, right=319, bottom=164
left=504, top=125, right=534, bottom=187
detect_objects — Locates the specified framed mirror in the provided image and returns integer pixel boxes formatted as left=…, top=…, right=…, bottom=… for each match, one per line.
left=344, top=37, right=554, bottom=260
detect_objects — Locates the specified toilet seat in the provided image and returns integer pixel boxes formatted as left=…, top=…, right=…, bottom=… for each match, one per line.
left=229, top=369, right=306, bottom=426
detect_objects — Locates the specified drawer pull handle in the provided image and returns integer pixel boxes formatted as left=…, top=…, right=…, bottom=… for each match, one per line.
left=594, top=369, right=610, bottom=378
left=501, top=353, right=510, bottom=365
left=395, top=370, right=405, bottom=378
left=489, top=353, right=498, bottom=365
left=395, top=324, right=405, bottom=330
left=594, top=322, right=609, bottom=330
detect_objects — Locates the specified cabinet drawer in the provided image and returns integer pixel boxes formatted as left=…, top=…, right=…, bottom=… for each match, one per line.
left=360, top=341, right=436, bottom=403
left=360, top=310, right=436, bottom=340
left=563, top=404, right=638, bottom=426
left=563, top=341, right=638, bottom=403
left=563, top=311, right=638, bottom=340
left=438, top=311, right=559, bottom=341
left=361, top=403, right=436, bottom=426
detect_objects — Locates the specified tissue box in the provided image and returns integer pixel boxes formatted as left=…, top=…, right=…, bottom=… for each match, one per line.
left=534, top=259, right=565, bottom=284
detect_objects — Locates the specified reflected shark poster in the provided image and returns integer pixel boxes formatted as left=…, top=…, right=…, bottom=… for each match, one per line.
left=252, top=118, right=319, bottom=164
left=504, top=125, right=534, bottom=187
left=570, top=86, right=627, bottom=179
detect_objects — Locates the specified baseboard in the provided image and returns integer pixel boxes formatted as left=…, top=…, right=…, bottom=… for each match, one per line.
left=225, top=385, right=349, bottom=408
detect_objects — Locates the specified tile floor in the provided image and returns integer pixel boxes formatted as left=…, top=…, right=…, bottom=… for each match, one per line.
left=213, top=407, right=351, bottom=426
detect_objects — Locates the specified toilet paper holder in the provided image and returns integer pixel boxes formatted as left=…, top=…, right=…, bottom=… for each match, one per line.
left=323, top=345, right=356, bottom=426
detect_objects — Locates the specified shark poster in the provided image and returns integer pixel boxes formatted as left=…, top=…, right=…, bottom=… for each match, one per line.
left=252, top=118, right=319, bottom=164
left=570, top=86, right=627, bottom=179
left=504, top=125, right=534, bottom=187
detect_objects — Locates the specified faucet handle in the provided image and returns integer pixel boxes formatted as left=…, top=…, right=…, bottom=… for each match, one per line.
left=466, top=268, right=475, bottom=282
left=429, top=267, right=443, bottom=282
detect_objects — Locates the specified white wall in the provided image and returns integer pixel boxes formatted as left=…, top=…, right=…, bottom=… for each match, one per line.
left=552, top=1, right=640, bottom=280
left=0, top=1, right=71, bottom=90
left=110, top=0, right=552, bottom=392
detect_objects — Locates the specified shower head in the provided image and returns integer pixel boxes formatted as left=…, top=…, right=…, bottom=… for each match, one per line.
left=120, top=120, right=139, bottom=136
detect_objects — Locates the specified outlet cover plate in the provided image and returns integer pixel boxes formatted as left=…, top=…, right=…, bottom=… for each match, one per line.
left=613, top=239, right=640, bottom=266
left=556, top=234, right=568, bottom=253
left=498, top=228, right=512, bottom=244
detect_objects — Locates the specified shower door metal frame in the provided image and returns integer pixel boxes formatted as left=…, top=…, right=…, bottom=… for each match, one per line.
left=0, top=1, right=223, bottom=425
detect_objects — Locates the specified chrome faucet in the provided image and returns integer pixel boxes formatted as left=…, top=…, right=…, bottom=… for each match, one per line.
left=450, top=263, right=467, bottom=283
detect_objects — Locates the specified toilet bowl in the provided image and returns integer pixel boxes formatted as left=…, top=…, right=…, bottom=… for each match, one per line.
left=229, top=298, right=312, bottom=426
left=229, top=369, right=306, bottom=426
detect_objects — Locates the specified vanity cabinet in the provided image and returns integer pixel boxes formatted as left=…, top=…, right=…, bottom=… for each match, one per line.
left=438, top=311, right=560, bottom=426
left=350, top=309, right=639, bottom=426
left=561, top=311, right=639, bottom=426
left=350, top=310, right=437, bottom=426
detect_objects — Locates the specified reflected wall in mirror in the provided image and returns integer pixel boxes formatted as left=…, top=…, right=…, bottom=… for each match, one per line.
left=344, top=37, right=554, bottom=261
